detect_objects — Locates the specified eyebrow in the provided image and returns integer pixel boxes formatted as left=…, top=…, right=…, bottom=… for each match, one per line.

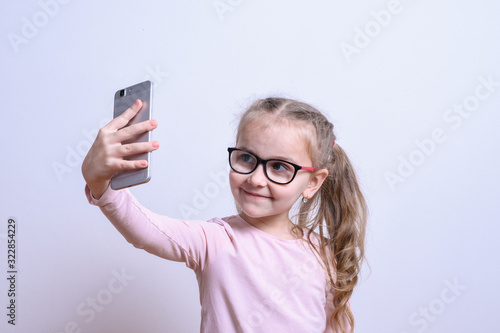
left=236, top=146, right=299, bottom=164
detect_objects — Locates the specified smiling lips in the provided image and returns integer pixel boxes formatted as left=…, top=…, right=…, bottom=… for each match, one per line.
left=242, top=188, right=271, bottom=199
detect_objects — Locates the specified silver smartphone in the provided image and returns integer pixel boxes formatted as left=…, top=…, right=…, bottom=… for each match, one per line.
left=110, top=80, right=153, bottom=190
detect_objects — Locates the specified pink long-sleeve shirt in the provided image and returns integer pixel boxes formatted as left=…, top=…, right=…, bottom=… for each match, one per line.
left=86, top=185, right=337, bottom=333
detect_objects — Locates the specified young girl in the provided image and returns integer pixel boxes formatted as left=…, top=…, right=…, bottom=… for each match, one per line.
left=82, top=97, right=367, bottom=333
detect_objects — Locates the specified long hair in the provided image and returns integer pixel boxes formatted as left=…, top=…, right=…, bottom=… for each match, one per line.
left=236, top=97, right=367, bottom=333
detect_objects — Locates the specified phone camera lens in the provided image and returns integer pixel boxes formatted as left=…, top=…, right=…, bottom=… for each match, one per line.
left=119, top=89, right=126, bottom=97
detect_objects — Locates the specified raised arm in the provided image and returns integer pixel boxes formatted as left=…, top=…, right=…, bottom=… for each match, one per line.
left=82, top=100, right=234, bottom=271
left=85, top=186, right=233, bottom=271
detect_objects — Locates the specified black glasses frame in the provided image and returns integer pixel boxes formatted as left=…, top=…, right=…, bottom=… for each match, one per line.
left=227, top=147, right=317, bottom=185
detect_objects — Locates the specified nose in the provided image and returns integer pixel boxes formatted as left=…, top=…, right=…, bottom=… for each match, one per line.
left=247, top=163, right=268, bottom=187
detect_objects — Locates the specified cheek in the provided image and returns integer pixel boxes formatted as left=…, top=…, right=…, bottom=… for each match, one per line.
left=278, top=178, right=310, bottom=200
left=228, top=170, right=238, bottom=186
left=229, top=171, right=243, bottom=194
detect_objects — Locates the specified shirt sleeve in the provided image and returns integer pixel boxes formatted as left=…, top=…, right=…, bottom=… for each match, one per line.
left=85, top=185, right=234, bottom=273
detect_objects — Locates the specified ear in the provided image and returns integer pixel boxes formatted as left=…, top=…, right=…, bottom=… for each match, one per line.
left=303, top=168, right=328, bottom=199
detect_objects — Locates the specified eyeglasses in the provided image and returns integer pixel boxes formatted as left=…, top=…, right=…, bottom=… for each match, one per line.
left=227, top=147, right=318, bottom=185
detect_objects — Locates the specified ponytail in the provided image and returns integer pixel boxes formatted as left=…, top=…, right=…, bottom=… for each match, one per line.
left=298, top=143, right=367, bottom=333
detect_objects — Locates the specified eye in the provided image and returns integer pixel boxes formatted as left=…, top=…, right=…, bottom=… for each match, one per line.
left=238, top=153, right=255, bottom=164
left=269, top=161, right=292, bottom=172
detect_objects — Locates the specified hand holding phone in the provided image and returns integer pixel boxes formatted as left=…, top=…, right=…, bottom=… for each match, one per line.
left=110, top=81, right=154, bottom=190
left=81, top=81, right=158, bottom=199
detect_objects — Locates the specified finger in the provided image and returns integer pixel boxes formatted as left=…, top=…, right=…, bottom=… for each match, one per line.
left=106, top=99, right=143, bottom=131
left=115, top=159, right=149, bottom=171
left=119, top=141, right=160, bottom=157
left=114, top=119, right=158, bottom=143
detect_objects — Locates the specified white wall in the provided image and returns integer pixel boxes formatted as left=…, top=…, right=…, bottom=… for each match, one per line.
left=1, top=0, right=499, bottom=332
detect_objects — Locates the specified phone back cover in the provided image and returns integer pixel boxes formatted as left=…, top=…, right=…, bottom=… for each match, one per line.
left=110, top=80, right=153, bottom=190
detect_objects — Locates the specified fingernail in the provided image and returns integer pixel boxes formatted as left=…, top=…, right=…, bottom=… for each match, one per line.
left=150, top=120, right=158, bottom=127
left=152, top=141, right=159, bottom=148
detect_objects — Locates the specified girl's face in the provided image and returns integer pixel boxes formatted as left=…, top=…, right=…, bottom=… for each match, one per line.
left=229, top=121, right=327, bottom=229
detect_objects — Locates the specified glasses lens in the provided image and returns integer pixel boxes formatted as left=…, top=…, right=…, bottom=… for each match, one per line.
left=230, top=149, right=257, bottom=173
left=229, top=149, right=297, bottom=184
left=266, top=160, right=295, bottom=184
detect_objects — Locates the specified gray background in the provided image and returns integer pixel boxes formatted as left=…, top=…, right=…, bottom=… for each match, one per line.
left=1, top=0, right=499, bottom=332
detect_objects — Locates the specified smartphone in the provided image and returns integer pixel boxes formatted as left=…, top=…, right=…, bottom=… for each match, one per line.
left=110, top=80, right=153, bottom=190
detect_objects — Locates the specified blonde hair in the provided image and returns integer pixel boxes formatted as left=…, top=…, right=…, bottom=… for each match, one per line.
left=236, top=97, right=367, bottom=333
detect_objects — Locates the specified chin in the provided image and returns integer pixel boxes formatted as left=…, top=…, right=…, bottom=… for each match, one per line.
left=239, top=206, right=264, bottom=219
